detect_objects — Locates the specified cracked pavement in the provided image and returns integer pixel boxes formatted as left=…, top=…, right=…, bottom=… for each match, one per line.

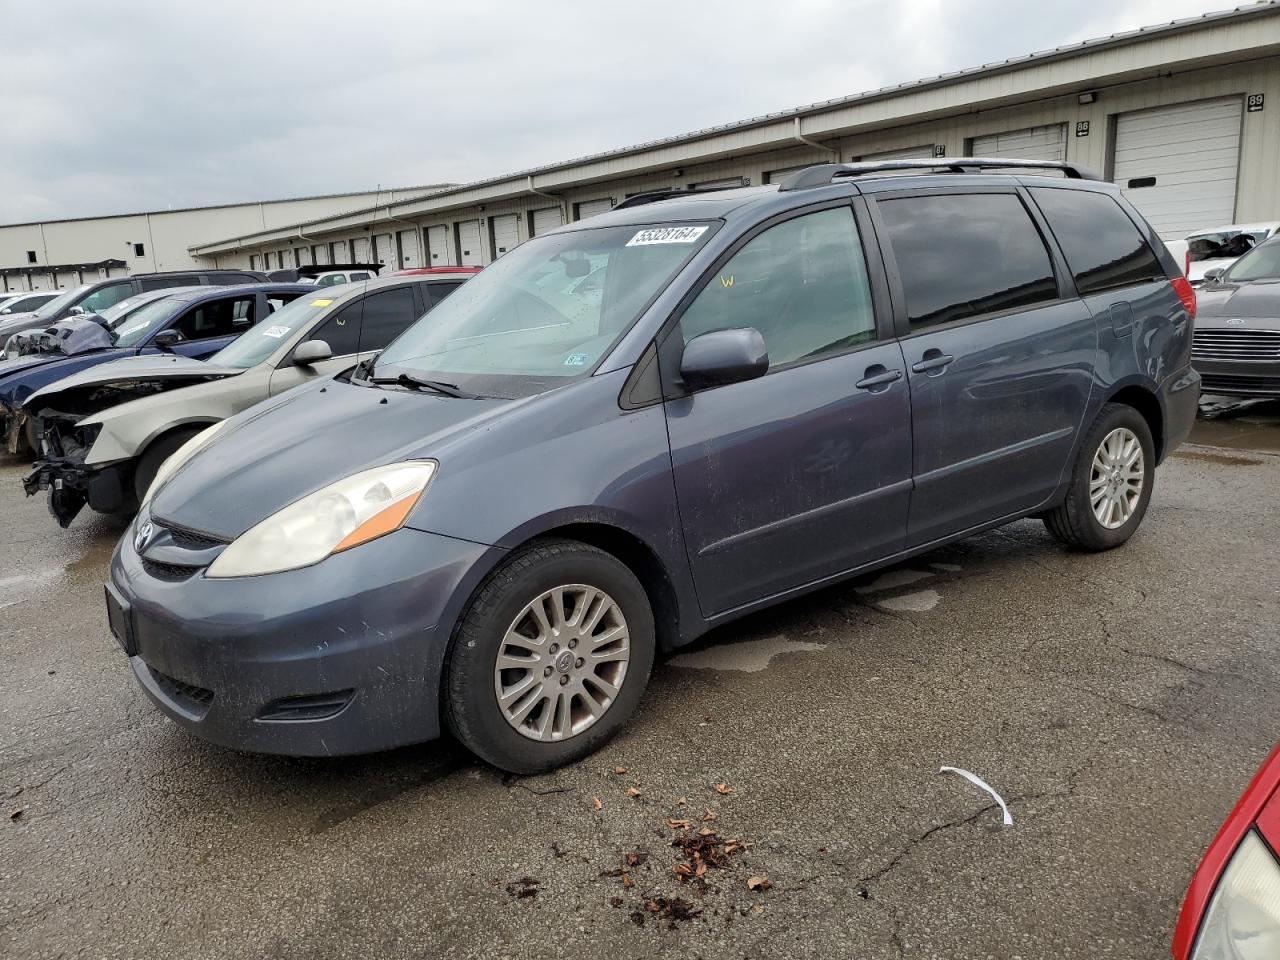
left=2, top=407, right=1279, bottom=959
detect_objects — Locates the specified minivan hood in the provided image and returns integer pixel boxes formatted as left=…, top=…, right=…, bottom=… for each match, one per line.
left=151, top=379, right=518, bottom=539
left=1196, top=279, right=1280, bottom=319
left=23, top=354, right=241, bottom=409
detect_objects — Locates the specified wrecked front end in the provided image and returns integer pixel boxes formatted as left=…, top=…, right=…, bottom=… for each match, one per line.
left=23, top=414, right=126, bottom=527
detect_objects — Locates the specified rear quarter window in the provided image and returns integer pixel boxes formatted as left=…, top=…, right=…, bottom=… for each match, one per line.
left=1029, top=187, right=1166, bottom=295
left=876, top=192, right=1058, bottom=329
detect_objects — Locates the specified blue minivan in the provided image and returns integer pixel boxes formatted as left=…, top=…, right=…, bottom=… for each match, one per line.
left=106, top=160, right=1199, bottom=773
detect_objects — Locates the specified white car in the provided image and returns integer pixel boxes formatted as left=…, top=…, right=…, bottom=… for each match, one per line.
left=301, top=269, right=376, bottom=287
left=0, top=291, right=59, bottom=315
left=1166, top=221, right=1280, bottom=286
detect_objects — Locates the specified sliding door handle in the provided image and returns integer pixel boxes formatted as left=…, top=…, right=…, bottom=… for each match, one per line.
left=911, top=351, right=955, bottom=374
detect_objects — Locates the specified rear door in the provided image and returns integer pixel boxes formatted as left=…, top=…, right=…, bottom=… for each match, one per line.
left=662, top=201, right=912, bottom=616
left=870, top=188, right=1095, bottom=546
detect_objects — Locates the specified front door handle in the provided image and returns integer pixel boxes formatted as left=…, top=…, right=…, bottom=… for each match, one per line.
left=911, top=350, right=955, bottom=374
left=855, top=366, right=903, bottom=391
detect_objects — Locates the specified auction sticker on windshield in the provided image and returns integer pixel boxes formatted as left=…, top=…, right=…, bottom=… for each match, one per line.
left=310, top=299, right=333, bottom=307
left=261, top=324, right=291, bottom=339
left=626, top=226, right=708, bottom=246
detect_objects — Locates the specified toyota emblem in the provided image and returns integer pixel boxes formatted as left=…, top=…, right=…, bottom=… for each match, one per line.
left=134, top=519, right=154, bottom=553
left=1227, top=318, right=1245, bottom=325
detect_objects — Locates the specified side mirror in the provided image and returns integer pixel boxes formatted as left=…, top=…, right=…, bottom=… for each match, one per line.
left=151, top=329, right=183, bottom=351
left=293, top=339, right=332, bottom=367
left=679, top=328, right=769, bottom=392
left=68, top=305, right=85, bottom=315
left=1202, top=267, right=1225, bottom=282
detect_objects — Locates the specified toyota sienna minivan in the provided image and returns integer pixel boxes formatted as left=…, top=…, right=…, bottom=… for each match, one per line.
left=106, top=159, right=1200, bottom=773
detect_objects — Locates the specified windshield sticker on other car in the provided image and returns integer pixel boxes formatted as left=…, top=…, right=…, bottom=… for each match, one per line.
left=563, top=353, right=589, bottom=367
left=261, top=324, right=291, bottom=339
left=115, top=321, right=147, bottom=338
left=310, top=298, right=333, bottom=307
left=625, top=226, right=709, bottom=247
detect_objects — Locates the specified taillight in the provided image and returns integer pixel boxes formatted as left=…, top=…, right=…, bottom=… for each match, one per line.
left=1172, top=276, right=1197, bottom=320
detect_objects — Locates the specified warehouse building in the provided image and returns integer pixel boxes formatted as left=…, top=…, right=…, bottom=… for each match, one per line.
left=0, top=185, right=450, bottom=293
left=6, top=3, right=1280, bottom=287
left=187, top=2, right=1280, bottom=272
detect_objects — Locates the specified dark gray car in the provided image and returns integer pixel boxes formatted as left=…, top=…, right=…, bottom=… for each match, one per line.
left=105, top=159, right=1199, bottom=773
left=1191, top=236, right=1280, bottom=397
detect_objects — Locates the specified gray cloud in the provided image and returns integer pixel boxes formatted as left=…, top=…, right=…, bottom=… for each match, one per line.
left=0, top=0, right=1232, bottom=223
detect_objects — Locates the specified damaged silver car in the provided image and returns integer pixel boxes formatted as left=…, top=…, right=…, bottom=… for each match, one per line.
left=22, top=273, right=471, bottom=525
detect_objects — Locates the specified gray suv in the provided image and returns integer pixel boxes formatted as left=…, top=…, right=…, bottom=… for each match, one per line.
left=106, top=159, right=1199, bottom=773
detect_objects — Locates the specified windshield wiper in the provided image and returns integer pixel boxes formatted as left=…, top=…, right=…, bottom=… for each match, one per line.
left=370, top=373, right=478, bottom=399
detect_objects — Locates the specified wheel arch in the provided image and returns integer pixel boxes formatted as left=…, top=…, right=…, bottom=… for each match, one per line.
left=1103, top=381, right=1165, bottom=461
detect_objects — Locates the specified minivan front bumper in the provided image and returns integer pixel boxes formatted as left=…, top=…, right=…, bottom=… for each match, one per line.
left=108, top=517, right=491, bottom=756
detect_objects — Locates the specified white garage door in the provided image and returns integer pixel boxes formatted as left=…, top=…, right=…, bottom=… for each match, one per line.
left=857, top=145, right=935, bottom=161
left=374, top=233, right=395, bottom=270
left=397, top=229, right=421, bottom=269
left=457, top=220, right=483, bottom=266
left=531, top=207, right=563, bottom=236
left=691, top=176, right=747, bottom=189
left=312, top=244, right=329, bottom=266
left=329, top=239, right=348, bottom=263
left=426, top=225, right=450, bottom=265
left=971, top=123, right=1066, bottom=162
left=352, top=237, right=372, bottom=263
left=296, top=247, right=312, bottom=266
left=490, top=214, right=520, bottom=258
left=56, top=270, right=79, bottom=288
left=576, top=198, right=614, bottom=220
left=765, top=165, right=814, bottom=184
left=1113, top=96, right=1243, bottom=239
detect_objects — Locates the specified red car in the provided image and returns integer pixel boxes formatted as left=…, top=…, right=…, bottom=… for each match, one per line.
left=1174, top=745, right=1280, bottom=958
left=386, top=266, right=482, bottom=277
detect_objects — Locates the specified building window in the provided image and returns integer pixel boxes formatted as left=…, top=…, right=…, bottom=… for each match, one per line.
left=26, top=251, right=36, bottom=264
left=133, top=243, right=145, bottom=257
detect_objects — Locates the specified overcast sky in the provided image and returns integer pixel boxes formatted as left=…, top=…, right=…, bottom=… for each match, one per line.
left=0, top=0, right=1239, bottom=224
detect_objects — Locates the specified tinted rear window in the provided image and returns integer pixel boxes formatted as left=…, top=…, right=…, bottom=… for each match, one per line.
left=877, top=192, right=1058, bottom=329
left=1030, top=188, right=1166, bottom=295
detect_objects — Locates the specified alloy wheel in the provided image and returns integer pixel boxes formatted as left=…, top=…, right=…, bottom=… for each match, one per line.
left=494, top=584, right=631, bottom=742
left=1090, top=427, right=1145, bottom=529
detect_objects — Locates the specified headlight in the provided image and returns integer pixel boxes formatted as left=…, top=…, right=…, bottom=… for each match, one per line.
left=140, top=421, right=226, bottom=506
left=1192, top=831, right=1280, bottom=959
left=205, top=460, right=436, bottom=578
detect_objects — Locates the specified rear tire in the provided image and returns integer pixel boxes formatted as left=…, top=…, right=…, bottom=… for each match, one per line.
left=133, top=427, right=203, bottom=504
left=1043, top=403, right=1155, bottom=551
left=443, top=538, right=655, bottom=775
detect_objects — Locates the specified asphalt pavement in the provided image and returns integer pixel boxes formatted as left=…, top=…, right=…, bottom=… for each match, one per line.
left=2, top=403, right=1278, bottom=959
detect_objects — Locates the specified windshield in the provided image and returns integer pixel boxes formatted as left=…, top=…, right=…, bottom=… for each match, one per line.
left=112, top=298, right=184, bottom=348
left=1223, top=242, right=1280, bottom=282
left=208, top=292, right=342, bottom=369
left=375, top=222, right=714, bottom=397
left=33, top=285, right=91, bottom=319
left=100, top=293, right=162, bottom=327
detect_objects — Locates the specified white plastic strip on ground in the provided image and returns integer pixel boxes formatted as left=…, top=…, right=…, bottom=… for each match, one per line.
left=940, top=766, right=1013, bottom=826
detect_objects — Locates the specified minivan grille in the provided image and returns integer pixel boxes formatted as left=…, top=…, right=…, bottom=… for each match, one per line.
left=147, top=665, right=214, bottom=717
left=1192, top=328, right=1280, bottom=361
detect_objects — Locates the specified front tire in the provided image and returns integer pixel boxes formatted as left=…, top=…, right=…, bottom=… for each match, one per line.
left=443, top=539, right=655, bottom=774
left=133, top=427, right=204, bottom=504
left=1044, top=403, right=1155, bottom=551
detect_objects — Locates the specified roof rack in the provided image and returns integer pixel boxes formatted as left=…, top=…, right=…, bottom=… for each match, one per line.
left=613, top=183, right=750, bottom=210
left=776, top=157, right=1100, bottom=191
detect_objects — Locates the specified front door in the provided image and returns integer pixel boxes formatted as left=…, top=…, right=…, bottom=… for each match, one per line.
left=872, top=189, right=1095, bottom=546
left=662, top=204, right=912, bottom=617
